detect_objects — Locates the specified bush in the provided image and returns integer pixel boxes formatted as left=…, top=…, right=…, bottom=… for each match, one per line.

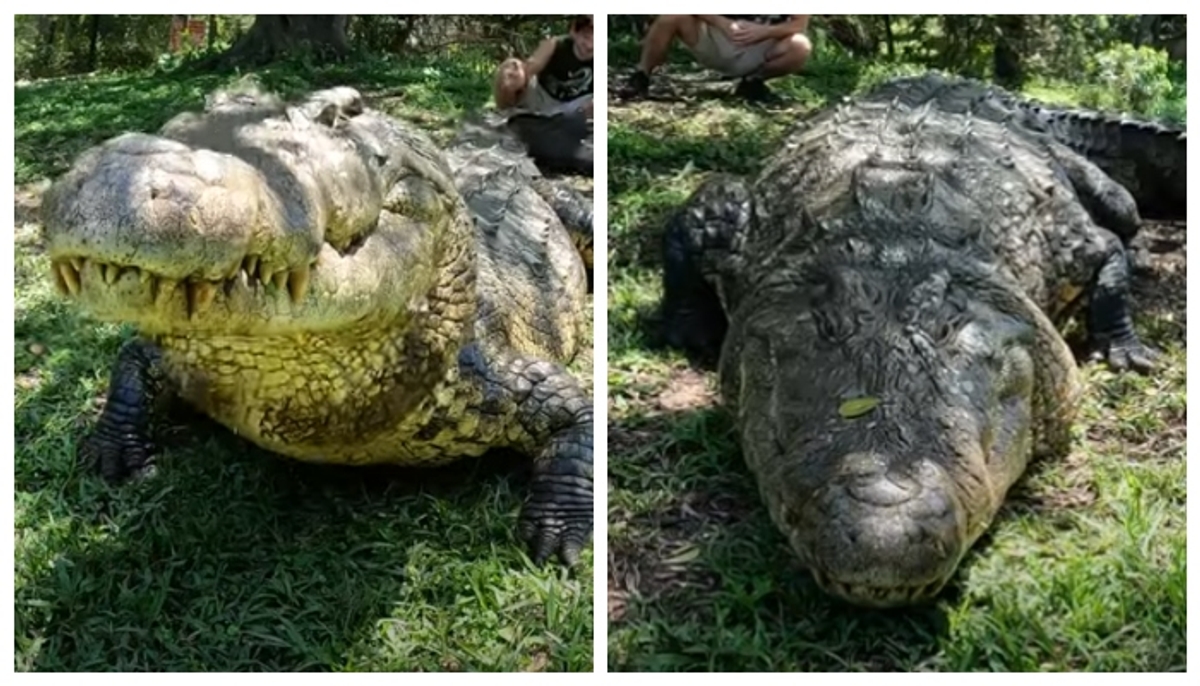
left=1078, top=44, right=1174, bottom=118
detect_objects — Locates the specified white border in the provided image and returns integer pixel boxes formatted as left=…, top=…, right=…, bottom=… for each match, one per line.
left=4, top=2, right=1197, bottom=677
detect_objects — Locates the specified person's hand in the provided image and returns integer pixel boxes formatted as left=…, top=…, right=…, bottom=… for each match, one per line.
left=730, top=22, right=770, bottom=47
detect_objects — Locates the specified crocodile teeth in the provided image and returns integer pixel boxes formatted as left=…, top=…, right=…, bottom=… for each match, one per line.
left=186, top=280, right=218, bottom=319
left=156, top=278, right=179, bottom=307
left=287, top=265, right=310, bottom=303
left=102, top=263, right=121, bottom=285
left=69, top=257, right=84, bottom=272
left=271, top=270, right=288, bottom=291
left=51, top=262, right=70, bottom=295
left=243, top=255, right=260, bottom=282
left=57, top=261, right=81, bottom=295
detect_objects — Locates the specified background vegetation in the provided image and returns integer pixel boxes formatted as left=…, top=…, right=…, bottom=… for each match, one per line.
left=14, top=14, right=593, bottom=672
left=607, top=14, right=1186, bottom=672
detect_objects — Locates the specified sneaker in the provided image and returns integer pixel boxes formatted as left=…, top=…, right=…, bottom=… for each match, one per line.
left=734, top=77, right=777, bottom=103
left=618, top=70, right=651, bottom=100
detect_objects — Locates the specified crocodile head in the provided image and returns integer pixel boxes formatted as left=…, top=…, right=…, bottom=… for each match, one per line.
left=41, top=86, right=472, bottom=340
left=724, top=237, right=1080, bottom=608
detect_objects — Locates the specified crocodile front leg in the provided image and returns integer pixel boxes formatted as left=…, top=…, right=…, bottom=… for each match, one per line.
left=1087, top=244, right=1158, bottom=373
left=79, top=337, right=176, bottom=482
left=660, top=173, right=754, bottom=361
left=458, top=344, right=593, bottom=566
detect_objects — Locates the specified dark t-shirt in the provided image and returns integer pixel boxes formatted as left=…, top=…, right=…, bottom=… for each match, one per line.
left=539, top=36, right=593, bottom=103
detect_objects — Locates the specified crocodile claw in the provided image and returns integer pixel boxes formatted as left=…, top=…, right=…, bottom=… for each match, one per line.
left=519, top=473, right=592, bottom=567
left=1089, top=336, right=1159, bottom=374
left=77, top=428, right=158, bottom=484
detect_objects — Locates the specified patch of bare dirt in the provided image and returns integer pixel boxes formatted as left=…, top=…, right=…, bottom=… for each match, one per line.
left=608, top=423, right=755, bottom=620
left=655, top=368, right=716, bottom=412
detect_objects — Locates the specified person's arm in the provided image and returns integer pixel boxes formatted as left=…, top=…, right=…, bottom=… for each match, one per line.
left=523, top=37, right=558, bottom=78
left=764, top=15, right=810, bottom=39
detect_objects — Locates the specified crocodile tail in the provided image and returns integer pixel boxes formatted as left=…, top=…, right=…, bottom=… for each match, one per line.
left=1021, top=102, right=1186, bottom=221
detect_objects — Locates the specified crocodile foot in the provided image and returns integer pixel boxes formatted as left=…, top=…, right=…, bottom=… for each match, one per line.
left=1088, top=334, right=1158, bottom=374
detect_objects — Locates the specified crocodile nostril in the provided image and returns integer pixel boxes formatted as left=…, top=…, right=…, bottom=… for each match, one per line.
left=845, top=472, right=918, bottom=506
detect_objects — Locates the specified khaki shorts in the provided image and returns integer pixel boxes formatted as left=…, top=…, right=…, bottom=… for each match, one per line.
left=688, top=23, right=780, bottom=78
left=518, top=76, right=593, bottom=115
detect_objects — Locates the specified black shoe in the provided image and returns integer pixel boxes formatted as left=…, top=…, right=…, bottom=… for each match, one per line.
left=734, top=77, right=777, bottom=103
left=618, top=70, right=651, bottom=100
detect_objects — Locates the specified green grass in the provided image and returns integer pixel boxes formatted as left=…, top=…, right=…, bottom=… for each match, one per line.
left=606, top=50, right=1186, bottom=672
left=14, top=53, right=593, bottom=672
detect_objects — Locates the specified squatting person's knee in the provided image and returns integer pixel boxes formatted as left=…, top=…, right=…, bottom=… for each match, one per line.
left=786, top=33, right=813, bottom=71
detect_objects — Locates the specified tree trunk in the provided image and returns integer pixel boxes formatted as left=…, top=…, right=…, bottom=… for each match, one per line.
left=208, top=15, right=218, bottom=50
left=220, top=15, right=351, bottom=66
left=883, top=15, right=895, bottom=59
left=87, top=15, right=101, bottom=71
left=1134, top=14, right=1159, bottom=48
left=1166, top=34, right=1186, bottom=62
left=993, top=15, right=1025, bottom=89
left=35, top=15, right=57, bottom=77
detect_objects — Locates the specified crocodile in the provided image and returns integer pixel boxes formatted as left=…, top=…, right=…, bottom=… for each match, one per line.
left=658, top=73, right=1185, bottom=607
left=41, top=84, right=594, bottom=565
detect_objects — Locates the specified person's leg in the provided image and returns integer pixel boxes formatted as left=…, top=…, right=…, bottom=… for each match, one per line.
left=735, top=33, right=812, bottom=102
left=559, top=93, right=593, bottom=117
left=620, top=15, right=703, bottom=99
left=758, top=32, right=812, bottom=79
left=638, top=14, right=703, bottom=73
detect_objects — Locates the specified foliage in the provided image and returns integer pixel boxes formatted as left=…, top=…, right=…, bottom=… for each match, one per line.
left=1079, top=44, right=1178, bottom=119
left=608, top=14, right=1186, bottom=92
left=15, top=15, right=575, bottom=80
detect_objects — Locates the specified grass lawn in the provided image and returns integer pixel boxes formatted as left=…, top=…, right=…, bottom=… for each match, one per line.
left=605, top=38, right=1186, bottom=672
left=14, top=52, right=593, bottom=672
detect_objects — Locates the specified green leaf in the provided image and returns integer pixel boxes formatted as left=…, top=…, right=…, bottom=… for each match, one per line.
left=838, top=396, right=880, bottom=419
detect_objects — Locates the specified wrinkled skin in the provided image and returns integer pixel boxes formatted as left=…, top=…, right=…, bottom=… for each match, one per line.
left=660, top=74, right=1182, bottom=607
left=450, top=112, right=594, bottom=271
left=41, top=84, right=593, bottom=566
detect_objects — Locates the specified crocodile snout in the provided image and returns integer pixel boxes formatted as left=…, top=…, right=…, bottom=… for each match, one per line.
left=803, top=457, right=967, bottom=608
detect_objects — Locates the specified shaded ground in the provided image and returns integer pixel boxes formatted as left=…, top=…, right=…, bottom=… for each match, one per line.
left=606, top=58, right=1186, bottom=672
left=14, top=54, right=593, bottom=672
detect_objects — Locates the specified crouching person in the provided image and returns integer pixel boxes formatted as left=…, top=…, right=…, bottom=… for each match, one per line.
left=620, top=15, right=811, bottom=102
left=494, top=15, right=594, bottom=117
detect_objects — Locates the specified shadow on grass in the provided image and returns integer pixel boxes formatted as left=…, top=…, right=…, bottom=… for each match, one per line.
left=15, top=291, right=567, bottom=671
left=607, top=406, right=957, bottom=672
